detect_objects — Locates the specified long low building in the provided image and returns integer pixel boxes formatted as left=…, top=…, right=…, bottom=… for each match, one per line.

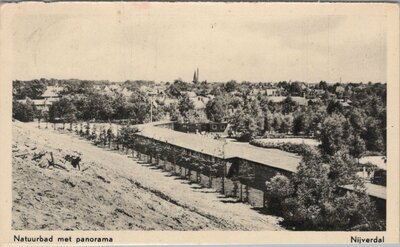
left=138, top=123, right=301, bottom=172
left=135, top=122, right=386, bottom=202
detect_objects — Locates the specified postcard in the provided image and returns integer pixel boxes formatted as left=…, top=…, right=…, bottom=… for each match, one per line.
left=0, top=2, right=398, bottom=245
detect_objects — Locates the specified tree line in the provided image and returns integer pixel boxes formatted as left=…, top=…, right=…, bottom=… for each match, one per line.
left=12, top=78, right=386, bottom=231
left=12, top=79, right=386, bottom=159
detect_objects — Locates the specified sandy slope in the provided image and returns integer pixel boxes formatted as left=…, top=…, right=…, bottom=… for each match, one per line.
left=12, top=121, right=284, bottom=230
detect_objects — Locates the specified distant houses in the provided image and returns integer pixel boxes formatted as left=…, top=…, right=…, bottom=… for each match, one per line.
left=265, top=88, right=281, bottom=96
left=41, top=86, right=62, bottom=100
left=17, top=86, right=63, bottom=111
left=188, top=94, right=210, bottom=110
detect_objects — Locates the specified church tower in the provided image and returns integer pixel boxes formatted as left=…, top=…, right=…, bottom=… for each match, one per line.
left=193, top=68, right=199, bottom=84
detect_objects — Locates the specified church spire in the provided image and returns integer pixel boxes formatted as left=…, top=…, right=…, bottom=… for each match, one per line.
left=193, top=70, right=197, bottom=84
left=193, top=68, right=199, bottom=84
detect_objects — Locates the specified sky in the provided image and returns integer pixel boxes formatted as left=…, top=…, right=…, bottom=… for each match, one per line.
left=5, top=3, right=387, bottom=83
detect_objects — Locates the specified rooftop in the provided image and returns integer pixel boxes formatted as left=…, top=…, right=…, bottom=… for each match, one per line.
left=137, top=124, right=226, bottom=158
left=359, top=156, right=386, bottom=170
left=341, top=183, right=386, bottom=200
left=267, top=96, right=308, bottom=106
left=136, top=124, right=301, bottom=172
left=136, top=121, right=385, bottom=200
left=41, top=86, right=62, bottom=98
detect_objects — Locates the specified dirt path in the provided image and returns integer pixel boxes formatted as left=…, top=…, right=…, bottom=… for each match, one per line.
left=12, top=121, right=284, bottom=230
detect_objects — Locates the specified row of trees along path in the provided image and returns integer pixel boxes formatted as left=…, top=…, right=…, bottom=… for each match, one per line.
left=42, top=121, right=249, bottom=200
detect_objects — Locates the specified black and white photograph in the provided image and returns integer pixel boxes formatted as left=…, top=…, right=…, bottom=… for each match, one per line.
left=1, top=2, right=399, bottom=244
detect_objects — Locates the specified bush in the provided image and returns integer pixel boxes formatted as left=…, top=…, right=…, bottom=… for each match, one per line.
left=265, top=174, right=293, bottom=214
left=237, top=132, right=253, bottom=142
left=250, top=139, right=310, bottom=156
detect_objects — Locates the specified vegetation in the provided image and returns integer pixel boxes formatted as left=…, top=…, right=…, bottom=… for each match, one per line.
left=12, top=78, right=386, bottom=231
left=250, top=140, right=311, bottom=156
left=12, top=99, right=36, bottom=122
left=12, top=78, right=386, bottom=158
left=12, top=79, right=386, bottom=157
left=13, top=79, right=47, bottom=100
left=205, top=97, right=225, bottom=122
left=266, top=148, right=385, bottom=230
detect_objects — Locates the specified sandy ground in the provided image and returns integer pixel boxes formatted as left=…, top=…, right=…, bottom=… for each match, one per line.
left=12, top=121, right=284, bottom=231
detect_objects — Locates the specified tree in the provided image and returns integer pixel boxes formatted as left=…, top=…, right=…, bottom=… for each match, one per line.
left=127, top=91, right=151, bottom=124
left=166, top=79, right=190, bottom=98
left=363, top=117, right=385, bottom=153
left=230, top=109, right=261, bottom=142
left=307, top=105, right=326, bottom=136
left=166, top=84, right=182, bottom=98
left=348, top=109, right=365, bottom=132
left=12, top=100, right=36, bottom=122
left=281, top=96, right=297, bottom=114
left=271, top=113, right=282, bottom=133
left=178, top=95, right=195, bottom=120
left=319, top=113, right=347, bottom=156
left=49, top=97, right=77, bottom=129
left=229, top=98, right=264, bottom=141
left=245, top=98, right=264, bottom=130
left=263, top=108, right=272, bottom=132
left=225, top=80, right=237, bottom=93
left=288, top=81, right=303, bottom=96
left=292, top=113, right=306, bottom=135
left=279, top=115, right=292, bottom=134
left=327, top=100, right=344, bottom=115
left=279, top=148, right=382, bottom=230
left=205, top=97, right=225, bottom=122
left=318, top=80, right=328, bottom=90
left=12, top=80, right=47, bottom=100
left=227, top=96, right=244, bottom=109
left=60, top=80, right=94, bottom=95
left=81, top=93, right=114, bottom=121
left=210, top=85, right=223, bottom=96
left=327, top=150, right=360, bottom=184
left=265, top=174, right=294, bottom=213
left=112, top=93, right=130, bottom=120
left=168, top=102, right=182, bottom=122
left=349, top=133, right=366, bottom=160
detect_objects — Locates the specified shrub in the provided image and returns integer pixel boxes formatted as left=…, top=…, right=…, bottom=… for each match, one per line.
left=250, top=139, right=310, bottom=156
left=265, top=174, right=293, bottom=214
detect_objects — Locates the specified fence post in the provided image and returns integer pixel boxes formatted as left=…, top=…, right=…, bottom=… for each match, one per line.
left=263, top=190, right=267, bottom=209
left=209, top=171, right=212, bottom=188
left=240, top=184, right=243, bottom=202
left=222, top=162, right=226, bottom=195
